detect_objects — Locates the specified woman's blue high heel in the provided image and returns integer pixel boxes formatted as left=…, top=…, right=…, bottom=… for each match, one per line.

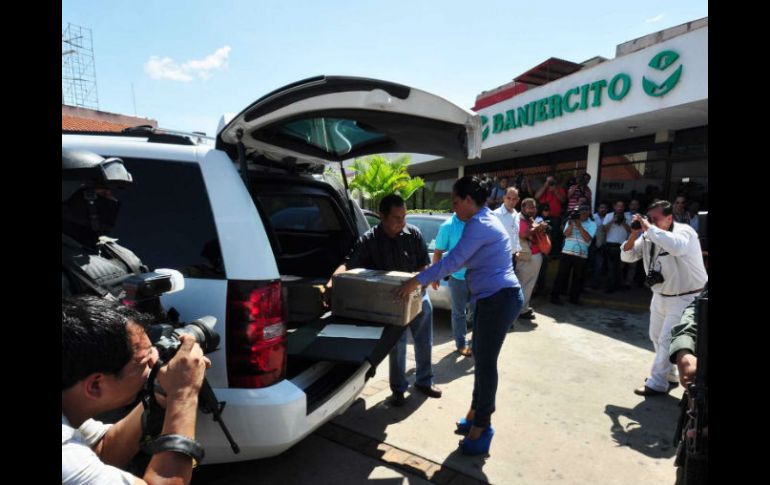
left=455, top=417, right=473, bottom=433
left=459, top=426, right=495, bottom=455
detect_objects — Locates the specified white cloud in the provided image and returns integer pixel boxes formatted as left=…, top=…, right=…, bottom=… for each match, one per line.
left=145, top=46, right=232, bottom=82
left=145, top=56, right=193, bottom=82
left=646, top=14, right=665, bottom=23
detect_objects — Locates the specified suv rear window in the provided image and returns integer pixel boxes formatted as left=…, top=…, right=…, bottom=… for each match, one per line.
left=257, top=117, right=387, bottom=158
left=258, top=194, right=342, bottom=232
left=107, top=157, right=225, bottom=279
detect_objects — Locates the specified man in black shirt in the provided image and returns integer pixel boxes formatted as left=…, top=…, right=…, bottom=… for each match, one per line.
left=328, top=194, right=441, bottom=406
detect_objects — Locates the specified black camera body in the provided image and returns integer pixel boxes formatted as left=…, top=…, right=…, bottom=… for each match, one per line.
left=122, top=271, right=220, bottom=361
left=630, top=212, right=646, bottom=230
left=567, top=208, right=581, bottom=220
left=645, top=269, right=665, bottom=288
left=149, top=317, right=220, bottom=363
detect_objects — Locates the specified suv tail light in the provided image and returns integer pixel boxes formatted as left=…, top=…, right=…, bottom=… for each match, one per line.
left=226, top=280, right=286, bottom=388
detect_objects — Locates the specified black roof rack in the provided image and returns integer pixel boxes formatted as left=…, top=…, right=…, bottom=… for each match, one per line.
left=121, top=126, right=196, bottom=145
left=61, top=126, right=198, bottom=146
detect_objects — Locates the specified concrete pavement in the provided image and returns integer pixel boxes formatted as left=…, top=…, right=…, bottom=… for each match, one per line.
left=193, top=299, right=682, bottom=484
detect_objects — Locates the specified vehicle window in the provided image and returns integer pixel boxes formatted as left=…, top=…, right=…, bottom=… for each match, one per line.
left=407, top=217, right=446, bottom=251
left=260, top=117, right=387, bottom=158
left=365, top=214, right=380, bottom=228
left=107, top=158, right=225, bottom=279
left=258, top=195, right=343, bottom=232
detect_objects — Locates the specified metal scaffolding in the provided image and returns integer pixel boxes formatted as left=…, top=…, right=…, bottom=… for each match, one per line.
left=62, top=23, right=99, bottom=110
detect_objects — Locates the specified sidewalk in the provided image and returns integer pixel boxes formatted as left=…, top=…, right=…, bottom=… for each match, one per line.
left=331, top=302, right=679, bottom=484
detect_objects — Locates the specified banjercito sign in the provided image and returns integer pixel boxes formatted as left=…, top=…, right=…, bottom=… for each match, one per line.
left=481, top=50, right=683, bottom=141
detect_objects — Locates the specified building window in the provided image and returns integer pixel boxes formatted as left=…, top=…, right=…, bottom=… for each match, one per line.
left=597, top=126, right=707, bottom=210
left=598, top=161, right=667, bottom=208
left=669, top=159, right=708, bottom=211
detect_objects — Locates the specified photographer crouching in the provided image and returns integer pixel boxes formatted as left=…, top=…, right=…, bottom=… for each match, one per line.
left=621, top=201, right=708, bottom=396
left=62, top=295, right=210, bottom=485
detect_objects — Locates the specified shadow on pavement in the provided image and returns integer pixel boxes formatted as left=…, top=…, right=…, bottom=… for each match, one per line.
left=604, top=394, right=681, bottom=459
left=437, top=447, right=490, bottom=484
left=531, top=295, right=655, bottom=352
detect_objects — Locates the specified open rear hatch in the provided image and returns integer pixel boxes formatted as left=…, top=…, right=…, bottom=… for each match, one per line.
left=216, top=75, right=481, bottom=166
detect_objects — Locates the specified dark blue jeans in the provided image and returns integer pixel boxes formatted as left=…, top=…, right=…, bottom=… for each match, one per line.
left=389, top=293, right=434, bottom=393
left=470, top=286, right=524, bottom=428
left=448, top=276, right=475, bottom=350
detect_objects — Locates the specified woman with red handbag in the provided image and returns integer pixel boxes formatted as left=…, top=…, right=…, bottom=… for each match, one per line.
left=515, top=198, right=551, bottom=322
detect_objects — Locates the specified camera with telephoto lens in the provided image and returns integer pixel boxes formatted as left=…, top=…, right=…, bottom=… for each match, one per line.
left=122, top=270, right=240, bottom=455
left=148, top=317, right=220, bottom=362
left=121, top=270, right=220, bottom=360
left=644, top=269, right=665, bottom=288
left=567, top=208, right=581, bottom=220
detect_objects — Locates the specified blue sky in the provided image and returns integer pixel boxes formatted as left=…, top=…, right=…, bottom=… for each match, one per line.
left=62, top=0, right=708, bottom=138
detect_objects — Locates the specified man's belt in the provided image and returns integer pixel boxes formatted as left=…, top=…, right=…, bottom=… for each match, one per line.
left=661, top=287, right=704, bottom=297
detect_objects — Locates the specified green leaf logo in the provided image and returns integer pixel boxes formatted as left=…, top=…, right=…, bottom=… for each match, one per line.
left=643, top=50, right=683, bottom=97
left=481, top=115, right=490, bottom=141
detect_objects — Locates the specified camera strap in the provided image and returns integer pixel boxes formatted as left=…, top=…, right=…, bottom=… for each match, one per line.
left=647, top=239, right=660, bottom=272
left=140, top=363, right=166, bottom=445
left=139, top=362, right=205, bottom=465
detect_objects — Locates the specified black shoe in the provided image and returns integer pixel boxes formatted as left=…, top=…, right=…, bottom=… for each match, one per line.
left=519, top=310, right=535, bottom=319
left=633, top=385, right=668, bottom=396
left=414, top=384, right=442, bottom=398
left=390, top=391, right=406, bottom=407
left=633, top=381, right=678, bottom=396
left=550, top=296, right=563, bottom=306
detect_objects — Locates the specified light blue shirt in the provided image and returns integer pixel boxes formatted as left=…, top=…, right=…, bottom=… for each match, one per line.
left=562, top=217, right=597, bottom=258
left=416, top=207, right=520, bottom=303
left=434, top=214, right=467, bottom=280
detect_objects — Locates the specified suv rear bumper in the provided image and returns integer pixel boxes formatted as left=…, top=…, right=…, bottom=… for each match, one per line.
left=198, top=362, right=371, bottom=463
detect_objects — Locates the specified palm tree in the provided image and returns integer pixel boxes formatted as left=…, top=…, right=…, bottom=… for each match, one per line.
left=348, top=154, right=425, bottom=211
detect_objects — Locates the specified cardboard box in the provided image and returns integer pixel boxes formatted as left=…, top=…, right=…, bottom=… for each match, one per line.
left=331, top=269, right=422, bottom=326
left=281, top=275, right=328, bottom=324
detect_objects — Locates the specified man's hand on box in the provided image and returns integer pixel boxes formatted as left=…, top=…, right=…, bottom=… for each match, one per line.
left=395, top=277, right=421, bottom=300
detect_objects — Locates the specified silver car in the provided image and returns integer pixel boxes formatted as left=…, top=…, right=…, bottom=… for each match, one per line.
left=406, top=213, right=454, bottom=311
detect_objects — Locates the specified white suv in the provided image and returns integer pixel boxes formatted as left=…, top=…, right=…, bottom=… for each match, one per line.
left=62, top=76, right=480, bottom=464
